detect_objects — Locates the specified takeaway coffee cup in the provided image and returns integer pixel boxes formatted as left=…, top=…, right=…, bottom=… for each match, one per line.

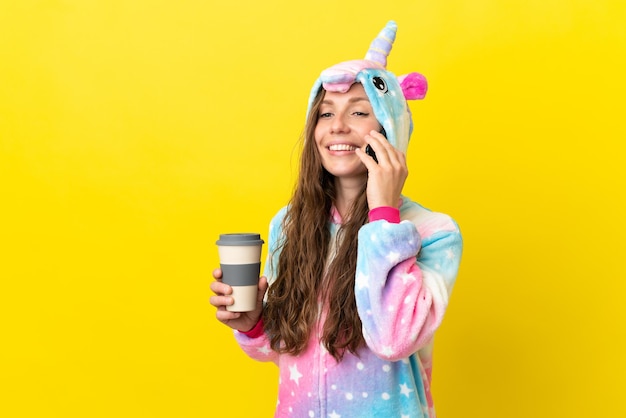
left=216, top=233, right=264, bottom=312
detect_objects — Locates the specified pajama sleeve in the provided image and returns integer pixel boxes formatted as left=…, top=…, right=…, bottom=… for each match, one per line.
left=355, top=204, right=462, bottom=361
left=233, top=327, right=278, bottom=364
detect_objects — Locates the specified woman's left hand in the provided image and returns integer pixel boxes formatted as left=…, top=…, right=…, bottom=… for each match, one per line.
left=355, top=130, right=408, bottom=209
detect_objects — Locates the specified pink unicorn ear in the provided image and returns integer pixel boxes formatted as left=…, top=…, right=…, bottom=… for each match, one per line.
left=397, top=72, right=428, bottom=100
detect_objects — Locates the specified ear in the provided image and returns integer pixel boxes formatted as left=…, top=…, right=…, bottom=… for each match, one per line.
left=397, top=72, right=428, bottom=100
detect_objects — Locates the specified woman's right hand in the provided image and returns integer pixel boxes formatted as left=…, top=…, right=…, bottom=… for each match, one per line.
left=209, top=268, right=268, bottom=333
left=356, top=129, right=408, bottom=209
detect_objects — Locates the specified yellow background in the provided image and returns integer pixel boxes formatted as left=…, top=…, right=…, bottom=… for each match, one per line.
left=1, top=1, right=624, bottom=417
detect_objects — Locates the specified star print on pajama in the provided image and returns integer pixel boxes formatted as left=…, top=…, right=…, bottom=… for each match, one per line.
left=289, top=364, right=303, bottom=385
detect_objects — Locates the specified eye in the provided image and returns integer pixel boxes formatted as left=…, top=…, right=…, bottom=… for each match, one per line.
left=372, top=76, right=388, bottom=93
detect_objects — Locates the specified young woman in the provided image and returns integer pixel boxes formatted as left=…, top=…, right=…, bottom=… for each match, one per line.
left=210, top=21, right=462, bottom=418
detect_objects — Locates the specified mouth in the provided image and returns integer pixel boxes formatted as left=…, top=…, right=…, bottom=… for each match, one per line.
left=328, top=144, right=358, bottom=152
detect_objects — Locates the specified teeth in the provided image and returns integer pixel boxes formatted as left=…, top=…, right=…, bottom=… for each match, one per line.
left=329, top=144, right=357, bottom=151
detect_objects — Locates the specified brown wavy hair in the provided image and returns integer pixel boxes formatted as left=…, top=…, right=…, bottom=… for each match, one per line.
left=263, top=87, right=371, bottom=361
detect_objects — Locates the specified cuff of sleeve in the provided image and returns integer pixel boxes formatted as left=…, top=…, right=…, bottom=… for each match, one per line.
left=239, top=318, right=264, bottom=338
left=368, top=206, right=401, bottom=223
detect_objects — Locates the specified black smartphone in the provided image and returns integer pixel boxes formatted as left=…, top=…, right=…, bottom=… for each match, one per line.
left=365, top=127, right=386, bottom=163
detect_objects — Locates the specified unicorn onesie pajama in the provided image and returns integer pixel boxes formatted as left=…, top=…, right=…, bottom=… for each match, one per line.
left=233, top=21, right=463, bottom=418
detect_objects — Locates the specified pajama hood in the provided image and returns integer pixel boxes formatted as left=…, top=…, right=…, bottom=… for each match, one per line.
left=306, top=20, right=428, bottom=155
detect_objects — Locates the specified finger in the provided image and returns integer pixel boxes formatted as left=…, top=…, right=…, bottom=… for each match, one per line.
left=212, top=268, right=223, bottom=280
left=359, top=131, right=390, bottom=165
left=215, top=309, right=241, bottom=322
left=371, top=129, right=388, bottom=143
left=210, top=280, right=232, bottom=296
left=256, top=276, right=269, bottom=303
left=209, top=294, right=234, bottom=308
left=380, top=147, right=405, bottom=171
left=369, top=131, right=408, bottom=170
left=355, top=147, right=378, bottom=170
left=259, top=276, right=269, bottom=291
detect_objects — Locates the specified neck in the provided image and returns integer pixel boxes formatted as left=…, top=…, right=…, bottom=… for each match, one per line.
left=333, top=175, right=366, bottom=220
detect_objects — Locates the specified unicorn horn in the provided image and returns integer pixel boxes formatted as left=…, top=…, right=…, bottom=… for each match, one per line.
left=364, top=20, right=398, bottom=68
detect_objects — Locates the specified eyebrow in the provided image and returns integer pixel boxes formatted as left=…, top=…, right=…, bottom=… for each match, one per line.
left=321, top=96, right=370, bottom=105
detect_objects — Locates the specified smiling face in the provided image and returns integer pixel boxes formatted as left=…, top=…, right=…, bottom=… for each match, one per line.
left=314, top=83, right=381, bottom=180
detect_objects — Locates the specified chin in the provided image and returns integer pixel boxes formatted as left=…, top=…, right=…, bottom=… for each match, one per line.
left=326, top=166, right=367, bottom=179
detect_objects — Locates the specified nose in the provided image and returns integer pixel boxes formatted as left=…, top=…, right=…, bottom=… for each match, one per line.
left=330, top=114, right=350, bottom=134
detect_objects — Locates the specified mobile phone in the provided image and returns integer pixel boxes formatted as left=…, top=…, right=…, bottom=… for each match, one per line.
left=365, top=127, right=386, bottom=163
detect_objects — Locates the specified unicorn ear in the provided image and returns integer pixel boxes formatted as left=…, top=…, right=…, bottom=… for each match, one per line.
left=364, top=21, right=398, bottom=68
left=397, top=72, right=428, bottom=100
